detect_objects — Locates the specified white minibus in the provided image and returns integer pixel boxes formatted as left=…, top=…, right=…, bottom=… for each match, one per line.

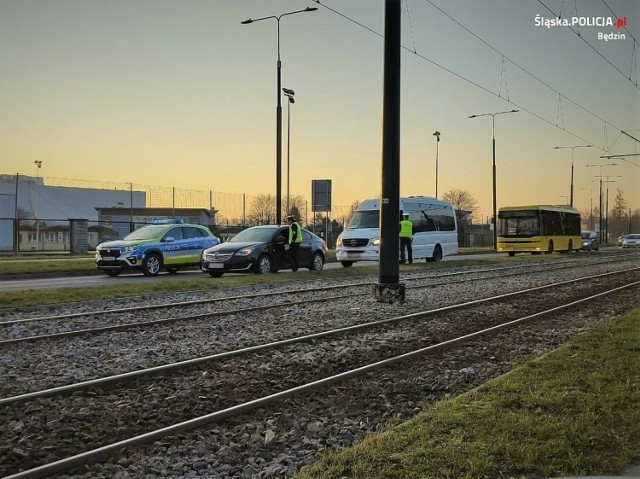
left=336, top=197, right=458, bottom=267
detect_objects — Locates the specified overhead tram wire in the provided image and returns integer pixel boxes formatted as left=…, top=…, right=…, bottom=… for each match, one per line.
left=312, top=0, right=622, bottom=156
left=423, top=0, right=627, bottom=134
left=537, top=0, right=640, bottom=89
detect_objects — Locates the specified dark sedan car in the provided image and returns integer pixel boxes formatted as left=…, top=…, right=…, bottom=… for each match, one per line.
left=201, top=225, right=327, bottom=277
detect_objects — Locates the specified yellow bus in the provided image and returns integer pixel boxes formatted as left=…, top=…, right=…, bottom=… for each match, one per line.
left=497, top=205, right=581, bottom=256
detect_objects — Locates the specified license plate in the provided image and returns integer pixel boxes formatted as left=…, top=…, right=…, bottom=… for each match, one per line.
left=346, top=252, right=360, bottom=257
left=208, top=263, right=224, bottom=269
left=101, top=257, right=116, bottom=261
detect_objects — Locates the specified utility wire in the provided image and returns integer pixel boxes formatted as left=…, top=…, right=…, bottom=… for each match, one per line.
left=600, top=0, right=639, bottom=84
left=312, top=0, right=627, bottom=154
left=537, top=0, right=640, bottom=88
left=424, top=0, right=626, bottom=133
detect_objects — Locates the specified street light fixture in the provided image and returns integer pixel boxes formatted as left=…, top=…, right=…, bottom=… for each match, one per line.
left=553, top=144, right=592, bottom=207
left=34, top=160, right=42, bottom=250
left=433, top=131, right=441, bottom=199
left=283, top=87, right=295, bottom=215
left=241, top=6, right=317, bottom=225
left=468, top=109, right=519, bottom=251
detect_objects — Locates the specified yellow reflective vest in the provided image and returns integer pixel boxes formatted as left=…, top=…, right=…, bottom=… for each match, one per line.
left=399, top=219, right=413, bottom=238
left=288, top=222, right=303, bottom=243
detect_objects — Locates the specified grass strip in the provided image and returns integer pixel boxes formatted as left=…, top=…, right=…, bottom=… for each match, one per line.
left=0, top=253, right=568, bottom=309
left=295, top=309, right=640, bottom=479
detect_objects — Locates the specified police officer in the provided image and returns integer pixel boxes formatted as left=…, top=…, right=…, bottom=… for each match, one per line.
left=399, top=211, right=414, bottom=264
left=286, top=215, right=303, bottom=271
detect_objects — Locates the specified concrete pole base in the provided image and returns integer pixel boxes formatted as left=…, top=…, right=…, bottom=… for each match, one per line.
left=372, top=282, right=406, bottom=304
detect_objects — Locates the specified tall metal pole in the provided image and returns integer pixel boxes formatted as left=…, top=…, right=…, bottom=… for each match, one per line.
left=34, top=160, right=42, bottom=250
left=586, top=163, right=619, bottom=244
left=553, top=145, right=592, bottom=207
left=599, top=178, right=603, bottom=243
left=283, top=88, right=295, bottom=216
left=491, top=117, right=497, bottom=251
left=286, top=94, right=290, bottom=215
left=276, top=23, right=282, bottom=224
left=433, top=131, right=440, bottom=198
left=570, top=148, right=574, bottom=206
left=373, top=0, right=403, bottom=304
left=468, top=110, right=519, bottom=252
left=130, top=183, right=134, bottom=232
left=241, top=7, right=317, bottom=226
left=14, top=173, right=19, bottom=254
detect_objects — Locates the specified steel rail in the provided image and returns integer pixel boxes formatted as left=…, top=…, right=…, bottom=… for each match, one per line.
left=2, top=254, right=630, bottom=325
left=2, top=266, right=637, bottom=407
left=1, top=257, right=633, bottom=345
left=5, top=279, right=638, bottom=479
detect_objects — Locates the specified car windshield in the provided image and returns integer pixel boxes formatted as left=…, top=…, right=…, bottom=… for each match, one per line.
left=581, top=232, right=592, bottom=239
left=230, top=227, right=278, bottom=243
left=627, top=235, right=640, bottom=240
left=123, top=226, right=167, bottom=241
left=348, top=210, right=379, bottom=229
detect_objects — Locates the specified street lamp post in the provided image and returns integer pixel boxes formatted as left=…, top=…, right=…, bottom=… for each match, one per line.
left=553, top=145, right=592, bottom=207
left=433, top=131, right=440, bottom=199
left=34, top=160, right=42, bottom=250
left=593, top=176, right=621, bottom=243
left=468, top=109, right=519, bottom=251
left=241, top=6, right=317, bottom=225
left=283, top=88, right=295, bottom=215
left=586, top=163, right=618, bottom=243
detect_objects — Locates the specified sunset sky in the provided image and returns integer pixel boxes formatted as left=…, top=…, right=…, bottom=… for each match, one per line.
left=1, top=0, right=638, bottom=220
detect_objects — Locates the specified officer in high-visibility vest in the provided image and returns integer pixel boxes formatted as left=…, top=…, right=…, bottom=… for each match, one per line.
left=399, top=211, right=414, bottom=264
left=286, top=215, right=303, bottom=272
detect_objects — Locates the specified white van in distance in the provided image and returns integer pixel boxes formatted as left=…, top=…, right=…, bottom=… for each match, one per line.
left=336, top=196, right=458, bottom=267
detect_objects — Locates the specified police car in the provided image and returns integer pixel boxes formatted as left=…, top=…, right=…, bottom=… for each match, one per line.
left=95, top=220, right=220, bottom=276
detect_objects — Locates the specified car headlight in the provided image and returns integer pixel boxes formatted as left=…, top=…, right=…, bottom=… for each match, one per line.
left=371, top=237, right=380, bottom=246
left=235, top=247, right=254, bottom=256
left=123, top=244, right=138, bottom=253
left=336, top=234, right=343, bottom=247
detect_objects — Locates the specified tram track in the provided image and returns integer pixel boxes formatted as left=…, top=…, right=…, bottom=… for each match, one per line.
left=2, top=258, right=639, bottom=400
left=2, top=267, right=639, bottom=478
left=0, top=255, right=636, bottom=344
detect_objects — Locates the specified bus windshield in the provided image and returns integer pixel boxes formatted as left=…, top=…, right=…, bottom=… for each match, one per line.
left=499, top=211, right=540, bottom=237
left=348, top=210, right=379, bottom=229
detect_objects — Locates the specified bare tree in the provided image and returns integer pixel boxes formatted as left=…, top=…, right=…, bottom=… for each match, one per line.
left=247, top=194, right=276, bottom=225
left=442, top=189, right=479, bottom=223
left=607, top=189, right=628, bottom=237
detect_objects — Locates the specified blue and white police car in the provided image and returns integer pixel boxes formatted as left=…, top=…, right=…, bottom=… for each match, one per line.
left=95, top=220, right=220, bottom=276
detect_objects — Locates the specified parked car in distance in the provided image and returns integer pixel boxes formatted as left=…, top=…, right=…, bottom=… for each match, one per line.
left=621, top=234, right=640, bottom=248
left=201, top=225, right=327, bottom=277
left=95, top=221, right=219, bottom=276
left=617, top=234, right=628, bottom=246
left=580, top=231, right=599, bottom=251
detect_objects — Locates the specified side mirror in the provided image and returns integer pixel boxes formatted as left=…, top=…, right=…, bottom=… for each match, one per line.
left=275, top=237, right=286, bottom=246
left=164, top=237, right=175, bottom=243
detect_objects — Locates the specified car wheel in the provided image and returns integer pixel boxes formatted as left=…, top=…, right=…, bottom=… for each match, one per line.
left=545, top=240, right=554, bottom=254
left=309, top=252, right=324, bottom=271
left=255, top=254, right=272, bottom=275
left=340, top=261, right=353, bottom=268
left=142, top=253, right=162, bottom=276
left=104, top=270, right=121, bottom=277
left=208, top=271, right=223, bottom=278
left=508, top=252, right=516, bottom=257
left=166, top=266, right=179, bottom=274
left=427, top=245, right=442, bottom=262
